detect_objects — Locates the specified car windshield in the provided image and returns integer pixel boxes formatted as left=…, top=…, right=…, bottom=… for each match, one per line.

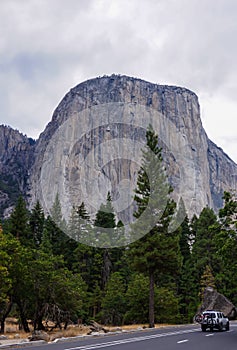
left=203, top=313, right=216, bottom=318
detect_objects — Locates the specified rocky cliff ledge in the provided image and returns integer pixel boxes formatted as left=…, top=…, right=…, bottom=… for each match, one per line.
left=28, top=75, right=237, bottom=223
left=0, top=125, right=35, bottom=216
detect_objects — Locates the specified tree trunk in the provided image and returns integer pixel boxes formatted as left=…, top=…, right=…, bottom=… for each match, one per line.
left=0, top=301, right=13, bottom=333
left=0, top=320, right=5, bottom=334
left=35, top=314, right=45, bottom=331
left=21, top=315, right=30, bottom=333
left=149, top=270, right=155, bottom=328
left=102, top=249, right=112, bottom=289
left=18, top=304, right=30, bottom=332
left=93, top=305, right=97, bottom=318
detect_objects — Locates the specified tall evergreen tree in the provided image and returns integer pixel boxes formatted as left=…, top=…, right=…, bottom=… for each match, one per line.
left=9, top=196, right=31, bottom=246
left=185, top=207, right=220, bottom=313
left=125, top=273, right=150, bottom=324
left=179, top=215, right=191, bottom=263
left=219, top=191, right=237, bottom=228
left=191, top=207, right=220, bottom=278
left=0, top=229, right=12, bottom=328
left=50, top=193, right=63, bottom=225
left=94, top=192, right=116, bottom=231
left=199, top=264, right=216, bottom=298
left=215, top=191, right=237, bottom=303
left=68, top=202, right=91, bottom=243
left=94, top=192, right=116, bottom=289
left=177, top=211, right=196, bottom=323
left=129, top=125, right=181, bottom=328
left=29, top=201, right=45, bottom=247
left=101, top=272, right=126, bottom=325
left=48, top=195, right=72, bottom=259
left=40, top=227, right=53, bottom=254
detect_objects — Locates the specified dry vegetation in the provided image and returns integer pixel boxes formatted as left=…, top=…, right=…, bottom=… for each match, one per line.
left=3, top=318, right=171, bottom=341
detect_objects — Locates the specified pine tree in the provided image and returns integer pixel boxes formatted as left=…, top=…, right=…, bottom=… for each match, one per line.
left=191, top=207, right=220, bottom=278
left=199, top=264, right=216, bottom=298
left=128, top=125, right=181, bottom=328
left=94, top=192, right=115, bottom=227
left=101, top=272, right=126, bottom=325
left=177, top=212, right=196, bottom=322
left=77, top=202, right=90, bottom=220
left=94, top=192, right=116, bottom=289
left=219, top=191, right=237, bottom=228
left=48, top=195, right=74, bottom=260
left=179, top=215, right=191, bottom=263
left=185, top=207, right=220, bottom=313
left=178, top=258, right=198, bottom=322
left=9, top=196, right=31, bottom=245
left=68, top=202, right=91, bottom=243
left=70, top=204, right=96, bottom=292
left=215, top=191, right=237, bottom=303
left=29, top=201, right=45, bottom=247
left=50, top=193, right=63, bottom=225
left=68, top=206, right=81, bottom=242
left=40, top=227, right=53, bottom=254
left=125, top=273, right=150, bottom=324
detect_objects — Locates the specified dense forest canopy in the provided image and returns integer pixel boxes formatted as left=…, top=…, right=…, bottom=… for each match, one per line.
left=0, top=127, right=237, bottom=333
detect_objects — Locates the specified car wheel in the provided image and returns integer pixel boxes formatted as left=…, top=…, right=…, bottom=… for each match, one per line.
left=219, top=323, right=223, bottom=332
left=226, top=322, right=230, bottom=331
left=201, top=325, right=206, bottom=332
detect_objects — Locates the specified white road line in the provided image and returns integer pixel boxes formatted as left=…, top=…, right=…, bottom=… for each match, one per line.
left=177, top=339, right=188, bottom=343
left=205, top=334, right=214, bottom=337
left=65, top=328, right=199, bottom=350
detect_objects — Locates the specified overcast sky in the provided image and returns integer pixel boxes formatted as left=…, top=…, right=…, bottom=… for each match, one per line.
left=0, top=0, right=237, bottom=162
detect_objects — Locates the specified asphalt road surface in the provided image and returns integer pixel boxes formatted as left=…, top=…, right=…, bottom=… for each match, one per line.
left=24, top=322, right=237, bottom=350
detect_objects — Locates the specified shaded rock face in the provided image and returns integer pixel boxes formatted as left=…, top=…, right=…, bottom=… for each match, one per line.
left=28, top=75, right=237, bottom=222
left=0, top=125, right=35, bottom=217
left=199, top=287, right=237, bottom=319
left=207, top=140, right=237, bottom=209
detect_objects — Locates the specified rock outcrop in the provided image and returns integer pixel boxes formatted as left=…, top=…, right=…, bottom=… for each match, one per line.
left=29, top=330, right=50, bottom=342
left=0, top=125, right=35, bottom=217
left=198, top=287, right=237, bottom=319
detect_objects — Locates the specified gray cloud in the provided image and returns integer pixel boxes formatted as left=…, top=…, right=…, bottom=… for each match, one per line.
left=0, top=0, right=237, bottom=162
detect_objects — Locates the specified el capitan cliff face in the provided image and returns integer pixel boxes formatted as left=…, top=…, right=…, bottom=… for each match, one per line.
left=27, top=75, right=237, bottom=222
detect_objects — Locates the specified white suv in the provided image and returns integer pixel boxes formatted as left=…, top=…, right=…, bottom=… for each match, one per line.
left=199, top=310, right=229, bottom=332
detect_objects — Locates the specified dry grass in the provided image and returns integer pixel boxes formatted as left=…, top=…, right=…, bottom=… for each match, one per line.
left=106, top=323, right=171, bottom=332
left=3, top=318, right=172, bottom=341
left=4, top=318, right=30, bottom=339
left=4, top=319, right=91, bottom=340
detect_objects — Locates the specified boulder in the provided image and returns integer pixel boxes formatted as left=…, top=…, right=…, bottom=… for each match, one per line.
left=88, top=321, right=108, bottom=334
left=0, top=335, right=8, bottom=340
left=198, top=287, right=237, bottom=319
left=29, top=330, right=50, bottom=342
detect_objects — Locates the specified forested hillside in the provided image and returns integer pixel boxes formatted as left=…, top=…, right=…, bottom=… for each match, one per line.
left=1, top=127, right=237, bottom=333
left=1, top=190, right=237, bottom=333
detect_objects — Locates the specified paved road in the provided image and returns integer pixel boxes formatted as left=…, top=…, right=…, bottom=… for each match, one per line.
left=22, top=322, right=237, bottom=350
